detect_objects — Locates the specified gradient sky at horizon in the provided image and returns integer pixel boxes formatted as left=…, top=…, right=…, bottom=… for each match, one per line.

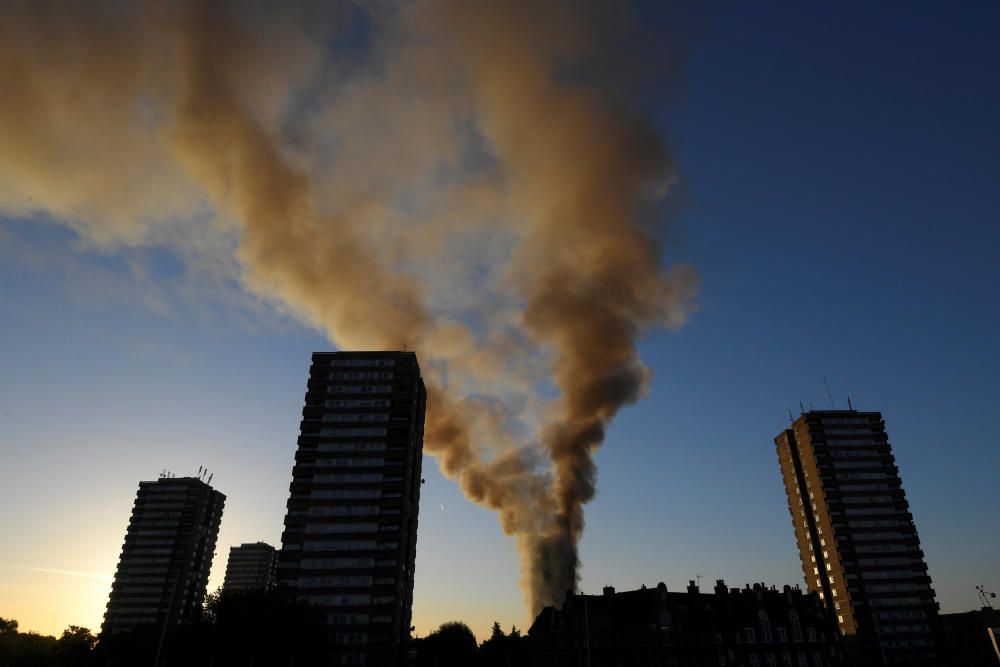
left=1, top=1, right=998, bottom=642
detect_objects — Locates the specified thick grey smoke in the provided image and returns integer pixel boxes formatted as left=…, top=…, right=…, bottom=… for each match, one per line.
left=0, top=0, right=698, bottom=616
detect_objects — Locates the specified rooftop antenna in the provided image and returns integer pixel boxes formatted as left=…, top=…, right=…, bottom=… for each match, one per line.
left=847, top=395, right=854, bottom=411
left=197, top=465, right=203, bottom=478
left=823, top=376, right=836, bottom=409
left=799, top=400, right=805, bottom=415
left=788, top=409, right=795, bottom=422
left=207, top=473, right=214, bottom=485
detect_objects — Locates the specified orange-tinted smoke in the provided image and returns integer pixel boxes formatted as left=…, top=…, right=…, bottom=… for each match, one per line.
left=0, top=0, right=697, bottom=620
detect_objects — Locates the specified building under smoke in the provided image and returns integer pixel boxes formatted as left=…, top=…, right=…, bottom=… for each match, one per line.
left=278, top=351, right=426, bottom=666
left=529, top=580, right=843, bottom=666
left=774, top=409, right=940, bottom=665
left=102, top=474, right=225, bottom=635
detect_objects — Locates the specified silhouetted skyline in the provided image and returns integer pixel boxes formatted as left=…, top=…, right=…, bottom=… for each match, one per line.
left=0, top=1, right=997, bottom=643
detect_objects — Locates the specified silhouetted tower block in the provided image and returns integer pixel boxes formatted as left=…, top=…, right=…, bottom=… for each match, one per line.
left=279, top=351, right=426, bottom=667
left=222, top=542, right=278, bottom=592
left=102, top=475, right=225, bottom=635
left=774, top=409, right=940, bottom=665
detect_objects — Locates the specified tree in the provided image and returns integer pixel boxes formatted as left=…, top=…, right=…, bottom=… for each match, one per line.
left=56, top=626, right=97, bottom=667
left=0, top=620, right=59, bottom=667
left=415, top=621, right=478, bottom=667
left=479, top=621, right=529, bottom=667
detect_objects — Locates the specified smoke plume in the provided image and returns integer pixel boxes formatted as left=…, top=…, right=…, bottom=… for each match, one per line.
left=0, top=1, right=698, bottom=615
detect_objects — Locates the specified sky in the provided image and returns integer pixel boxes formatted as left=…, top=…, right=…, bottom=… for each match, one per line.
left=1, top=1, right=998, bottom=643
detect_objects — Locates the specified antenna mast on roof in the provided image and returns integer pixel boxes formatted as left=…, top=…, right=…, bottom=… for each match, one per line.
left=847, top=395, right=854, bottom=410
left=823, top=376, right=836, bottom=409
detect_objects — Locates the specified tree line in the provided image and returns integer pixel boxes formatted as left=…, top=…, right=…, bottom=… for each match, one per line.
left=2, top=596, right=528, bottom=667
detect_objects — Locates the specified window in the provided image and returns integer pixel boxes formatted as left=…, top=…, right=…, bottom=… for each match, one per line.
left=789, top=612, right=803, bottom=642
left=759, top=610, right=773, bottom=642
left=777, top=628, right=788, bottom=643
left=806, top=628, right=817, bottom=642
left=745, top=628, right=756, bottom=643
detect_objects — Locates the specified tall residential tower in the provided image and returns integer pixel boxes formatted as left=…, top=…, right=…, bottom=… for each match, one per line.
left=279, top=351, right=426, bottom=666
left=774, top=409, right=939, bottom=665
left=102, top=475, right=225, bottom=635
left=222, top=542, right=278, bottom=592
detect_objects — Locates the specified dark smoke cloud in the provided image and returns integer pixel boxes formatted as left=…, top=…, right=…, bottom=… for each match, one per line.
left=0, top=0, right=698, bottom=617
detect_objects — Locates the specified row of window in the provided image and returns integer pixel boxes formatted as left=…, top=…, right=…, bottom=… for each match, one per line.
left=301, top=558, right=392, bottom=569
left=323, top=413, right=389, bottom=422
left=326, top=399, right=391, bottom=408
left=827, top=449, right=881, bottom=458
left=320, top=428, right=388, bottom=437
left=311, top=489, right=382, bottom=499
left=860, top=569, right=922, bottom=580
left=299, top=541, right=399, bottom=552
left=314, top=473, right=384, bottom=483
left=875, top=609, right=927, bottom=620
left=308, top=505, right=379, bottom=516
left=855, top=544, right=912, bottom=554
left=829, top=460, right=885, bottom=469
left=306, top=523, right=379, bottom=534
left=313, top=458, right=390, bottom=468
left=327, top=385, right=392, bottom=394
left=329, top=371, right=394, bottom=380
left=329, top=359, right=396, bottom=367
left=318, top=442, right=387, bottom=453
left=868, top=596, right=926, bottom=607
left=844, top=506, right=898, bottom=516
left=865, top=582, right=928, bottom=593
left=304, top=594, right=396, bottom=606
left=836, top=471, right=892, bottom=480
left=300, top=576, right=375, bottom=587
left=839, top=483, right=893, bottom=492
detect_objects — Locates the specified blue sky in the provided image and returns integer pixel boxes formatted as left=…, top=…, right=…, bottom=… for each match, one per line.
left=1, top=1, right=998, bottom=641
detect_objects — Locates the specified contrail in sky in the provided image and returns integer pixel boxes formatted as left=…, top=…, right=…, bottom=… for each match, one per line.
left=7, top=564, right=113, bottom=582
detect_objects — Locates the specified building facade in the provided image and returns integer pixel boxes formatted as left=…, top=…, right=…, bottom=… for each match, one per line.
left=222, top=542, right=278, bottom=592
left=278, top=351, right=426, bottom=666
left=102, top=475, right=225, bottom=635
left=774, top=409, right=939, bottom=664
left=529, top=580, right=844, bottom=667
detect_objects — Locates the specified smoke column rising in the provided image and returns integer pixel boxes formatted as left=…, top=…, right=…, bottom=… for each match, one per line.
left=0, top=0, right=698, bottom=616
